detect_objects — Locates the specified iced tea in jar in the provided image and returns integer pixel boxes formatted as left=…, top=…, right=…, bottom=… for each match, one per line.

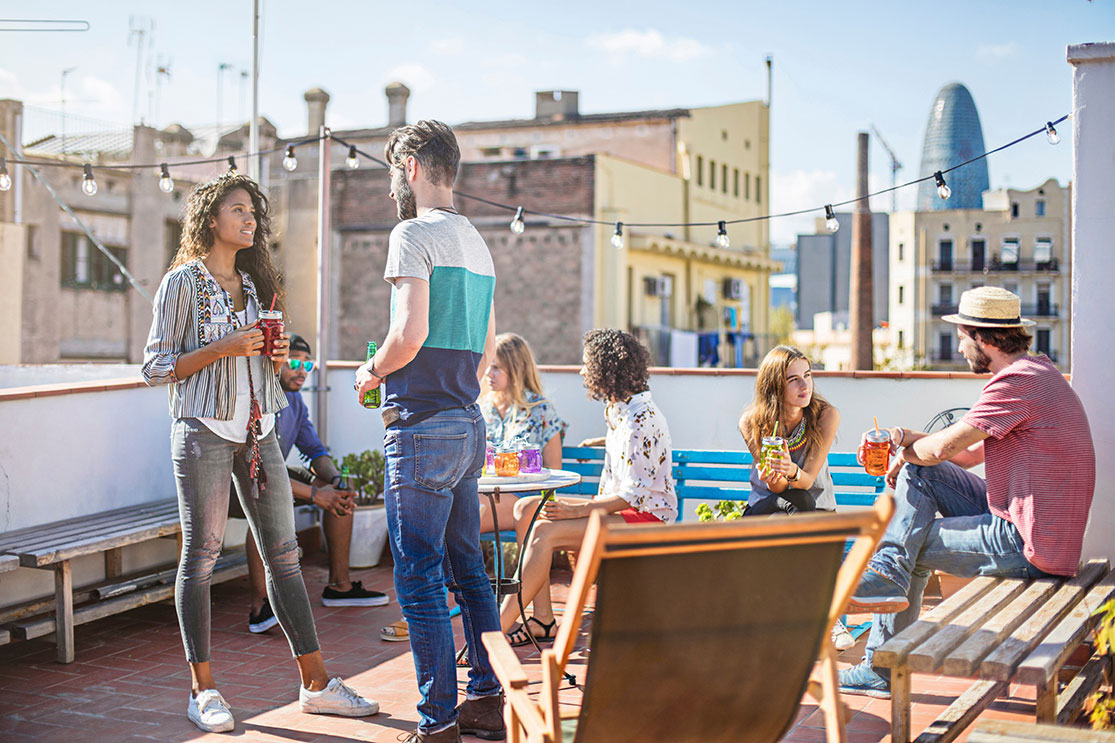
left=760, top=436, right=785, bottom=470
left=863, top=429, right=892, bottom=476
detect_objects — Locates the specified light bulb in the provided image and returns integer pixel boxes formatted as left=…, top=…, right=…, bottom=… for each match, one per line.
left=1045, top=121, right=1060, bottom=145
left=227, top=156, right=238, bottom=174
left=824, top=205, right=839, bottom=233
left=611, top=222, right=624, bottom=249
left=346, top=145, right=360, bottom=169
left=716, top=220, right=730, bottom=249
left=509, top=206, right=525, bottom=234
left=934, top=171, right=951, bottom=200
left=0, top=162, right=10, bottom=192
left=158, top=163, right=174, bottom=193
left=82, top=164, right=98, bottom=196
left=282, top=145, right=297, bottom=172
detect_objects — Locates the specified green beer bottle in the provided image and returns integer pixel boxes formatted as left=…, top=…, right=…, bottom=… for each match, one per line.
left=363, top=342, right=381, bottom=409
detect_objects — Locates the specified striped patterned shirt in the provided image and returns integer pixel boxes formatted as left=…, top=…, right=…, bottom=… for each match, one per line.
left=142, top=259, right=287, bottom=420
left=962, top=355, right=1095, bottom=576
left=382, top=211, right=495, bottom=426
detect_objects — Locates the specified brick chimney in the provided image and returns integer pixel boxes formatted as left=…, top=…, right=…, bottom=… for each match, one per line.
left=535, top=91, right=579, bottom=120
left=304, top=87, right=330, bottom=135
left=386, top=82, right=410, bottom=128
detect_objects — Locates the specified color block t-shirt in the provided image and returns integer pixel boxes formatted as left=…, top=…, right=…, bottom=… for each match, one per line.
left=382, top=210, right=495, bottom=426
left=962, top=355, right=1095, bottom=576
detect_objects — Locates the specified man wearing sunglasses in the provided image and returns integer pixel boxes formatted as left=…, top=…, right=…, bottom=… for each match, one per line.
left=232, top=334, right=389, bottom=635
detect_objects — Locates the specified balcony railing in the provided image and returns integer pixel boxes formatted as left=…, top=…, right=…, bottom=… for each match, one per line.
left=931, top=303, right=1060, bottom=318
left=930, top=259, right=1060, bottom=273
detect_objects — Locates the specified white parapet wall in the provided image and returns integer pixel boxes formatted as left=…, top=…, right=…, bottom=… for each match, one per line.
left=1068, top=41, right=1115, bottom=566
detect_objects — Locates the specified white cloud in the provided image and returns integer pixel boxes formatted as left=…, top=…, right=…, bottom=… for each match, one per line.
left=429, top=38, right=465, bottom=55
left=381, top=64, right=437, bottom=93
left=770, top=169, right=894, bottom=247
left=587, top=29, right=711, bottom=62
left=80, top=75, right=125, bottom=112
left=977, top=42, right=1019, bottom=59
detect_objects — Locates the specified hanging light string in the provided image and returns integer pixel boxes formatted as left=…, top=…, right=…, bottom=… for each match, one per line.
left=333, top=114, right=1068, bottom=232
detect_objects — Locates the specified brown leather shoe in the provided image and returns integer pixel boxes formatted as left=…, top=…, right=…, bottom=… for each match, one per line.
left=456, top=693, right=506, bottom=741
left=399, top=723, right=461, bottom=743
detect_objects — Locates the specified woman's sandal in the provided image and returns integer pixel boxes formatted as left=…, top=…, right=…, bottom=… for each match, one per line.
left=506, top=617, right=558, bottom=647
left=506, top=625, right=533, bottom=647
left=526, top=616, right=557, bottom=641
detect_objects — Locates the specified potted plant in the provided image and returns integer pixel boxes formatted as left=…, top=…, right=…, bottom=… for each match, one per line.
left=339, top=450, right=389, bottom=568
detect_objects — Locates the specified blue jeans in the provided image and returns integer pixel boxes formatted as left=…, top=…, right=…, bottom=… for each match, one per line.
left=384, top=405, right=502, bottom=733
left=864, top=462, right=1050, bottom=669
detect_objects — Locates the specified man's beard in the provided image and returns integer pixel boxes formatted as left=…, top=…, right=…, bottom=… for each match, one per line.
left=393, top=175, right=417, bottom=220
left=966, top=346, right=992, bottom=374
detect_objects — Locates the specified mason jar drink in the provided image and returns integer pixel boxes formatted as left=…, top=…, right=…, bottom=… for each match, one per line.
left=495, top=448, right=520, bottom=477
left=863, top=429, right=892, bottom=476
left=483, top=444, right=495, bottom=476
left=760, top=436, right=785, bottom=470
left=258, top=310, right=283, bottom=356
left=518, top=447, right=543, bottom=474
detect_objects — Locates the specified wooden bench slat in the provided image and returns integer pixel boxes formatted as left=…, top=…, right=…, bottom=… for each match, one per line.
left=1016, top=567, right=1115, bottom=686
left=5, top=509, right=181, bottom=558
left=980, top=559, right=1109, bottom=681
left=673, top=449, right=751, bottom=464
left=874, top=576, right=999, bottom=669
left=970, top=719, right=1115, bottom=743
left=17, top=520, right=183, bottom=567
left=1057, top=652, right=1110, bottom=725
left=0, top=501, right=179, bottom=552
left=909, top=578, right=1028, bottom=673
left=0, top=554, right=19, bottom=573
left=914, top=680, right=1008, bottom=743
left=0, top=500, right=178, bottom=542
left=942, top=578, right=1061, bottom=677
left=10, top=551, right=247, bottom=641
left=672, top=465, right=752, bottom=482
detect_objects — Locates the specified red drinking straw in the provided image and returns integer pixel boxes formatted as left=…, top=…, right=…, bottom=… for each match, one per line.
left=268, top=293, right=277, bottom=312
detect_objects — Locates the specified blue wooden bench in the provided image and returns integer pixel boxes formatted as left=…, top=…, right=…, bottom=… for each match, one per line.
left=560, top=446, right=886, bottom=517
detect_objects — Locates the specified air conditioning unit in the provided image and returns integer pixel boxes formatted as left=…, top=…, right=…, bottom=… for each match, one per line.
left=645, top=276, right=673, bottom=298
left=723, top=278, right=743, bottom=300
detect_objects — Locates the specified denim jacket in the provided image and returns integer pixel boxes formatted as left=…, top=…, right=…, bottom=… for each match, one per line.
left=142, top=259, right=287, bottom=420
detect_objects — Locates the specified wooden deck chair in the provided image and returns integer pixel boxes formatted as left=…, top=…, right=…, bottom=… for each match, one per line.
left=482, top=493, right=894, bottom=743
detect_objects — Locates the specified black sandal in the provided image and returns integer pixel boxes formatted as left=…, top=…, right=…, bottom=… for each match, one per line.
left=506, top=625, right=533, bottom=647
left=526, top=616, right=557, bottom=641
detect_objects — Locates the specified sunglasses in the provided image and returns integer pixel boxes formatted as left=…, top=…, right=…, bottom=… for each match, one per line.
left=287, top=359, right=316, bottom=372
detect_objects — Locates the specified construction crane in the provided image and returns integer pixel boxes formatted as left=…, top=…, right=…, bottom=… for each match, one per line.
left=870, top=124, right=903, bottom=213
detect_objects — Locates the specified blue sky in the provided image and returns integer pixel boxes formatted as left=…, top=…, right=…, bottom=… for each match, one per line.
left=1, top=0, right=1110, bottom=244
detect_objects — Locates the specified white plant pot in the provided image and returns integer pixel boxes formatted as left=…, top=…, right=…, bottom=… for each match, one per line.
left=349, top=503, right=389, bottom=568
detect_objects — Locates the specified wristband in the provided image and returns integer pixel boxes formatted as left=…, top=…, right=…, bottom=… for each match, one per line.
left=895, top=428, right=906, bottom=447
left=787, top=464, right=800, bottom=483
left=370, top=359, right=384, bottom=381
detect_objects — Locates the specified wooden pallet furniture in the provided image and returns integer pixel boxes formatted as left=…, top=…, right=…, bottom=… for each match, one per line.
left=970, top=719, right=1115, bottom=743
left=483, top=494, right=895, bottom=743
left=874, top=559, right=1115, bottom=743
left=0, top=499, right=246, bottom=663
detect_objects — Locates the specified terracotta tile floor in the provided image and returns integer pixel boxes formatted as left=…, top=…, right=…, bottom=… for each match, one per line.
left=0, top=554, right=1046, bottom=742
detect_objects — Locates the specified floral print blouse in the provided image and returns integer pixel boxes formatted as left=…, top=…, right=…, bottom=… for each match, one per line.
left=481, top=389, right=568, bottom=452
left=599, top=391, right=677, bottom=522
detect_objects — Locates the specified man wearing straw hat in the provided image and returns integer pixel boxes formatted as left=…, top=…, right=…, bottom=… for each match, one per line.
left=839, top=287, right=1095, bottom=699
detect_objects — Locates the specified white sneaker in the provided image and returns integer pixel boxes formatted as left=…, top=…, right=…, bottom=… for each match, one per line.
left=187, top=689, right=234, bottom=732
left=299, top=677, right=379, bottom=717
left=832, top=619, right=856, bottom=651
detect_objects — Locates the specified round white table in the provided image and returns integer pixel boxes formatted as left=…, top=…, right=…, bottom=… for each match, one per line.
left=477, top=468, right=582, bottom=496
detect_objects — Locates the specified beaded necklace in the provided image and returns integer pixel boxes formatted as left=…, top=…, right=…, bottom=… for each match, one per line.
left=785, top=417, right=807, bottom=453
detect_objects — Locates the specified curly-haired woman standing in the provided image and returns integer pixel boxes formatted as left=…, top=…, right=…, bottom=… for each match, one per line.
left=497, top=328, right=676, bottom=643
left=143, top=173, right=376, bottom=733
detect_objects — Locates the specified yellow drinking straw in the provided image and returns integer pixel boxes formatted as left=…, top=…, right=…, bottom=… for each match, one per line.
left=873, top=416, right=880, bottom=435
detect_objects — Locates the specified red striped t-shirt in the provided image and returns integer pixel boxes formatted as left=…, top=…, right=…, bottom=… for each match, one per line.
left=962, top=355, right=1095, bottom=576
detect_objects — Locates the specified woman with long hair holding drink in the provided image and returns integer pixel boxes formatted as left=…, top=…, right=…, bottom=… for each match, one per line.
left=739, top=346, right=840, bottom=515
left=143, top=173, right=377, bottom=733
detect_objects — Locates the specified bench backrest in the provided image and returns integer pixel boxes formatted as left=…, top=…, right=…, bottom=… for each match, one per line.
left=561, top=446, right=885, bottom=521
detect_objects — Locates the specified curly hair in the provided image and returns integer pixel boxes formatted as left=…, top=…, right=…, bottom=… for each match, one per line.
left=169, top=173, right=283, bottom=311
left=384, top=119, right=460, bottom=187
left=740, top=346, right=831, bottom=456
left=581, top=329, right=651, bottom=402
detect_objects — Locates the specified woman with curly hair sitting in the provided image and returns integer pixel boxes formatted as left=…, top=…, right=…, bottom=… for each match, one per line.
left=498, top=329, right=676, bottom=645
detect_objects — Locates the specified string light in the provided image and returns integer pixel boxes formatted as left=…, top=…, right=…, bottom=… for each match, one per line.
left=81, top=164, right=97, bottom=196
left=716, top=220, right=730, bottom=248
left=158, top=163, right=174, bottom=193
left=227, top=156, right=238, bottom=174
left=509, top=206, right=525, bottom=234
left=824, top=205, right=839, bottom=233
left=1045, top=121, right=1060, bottom=145
left=0, top=160, right=11, bottom=191
left=611, top=222, right=624, bottom=249
left=934, top=171, right=951, bottom=200
left=346, top=145, right=359, bottom=169
left=282, top=145, right=298, bottom=172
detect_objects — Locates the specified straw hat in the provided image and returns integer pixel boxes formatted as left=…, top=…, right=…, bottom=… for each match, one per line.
left=942, top=286, right=1035, bottom=328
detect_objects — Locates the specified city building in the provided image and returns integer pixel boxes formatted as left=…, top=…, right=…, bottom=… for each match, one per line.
left=769, top=245, right=797, bottom=315
left=270, top=86, right=777, bottom=366
left=916, top=82, right=990, bottom=211
left=794, top=212, right=889, bottom=331
left=888, top=178, right=1071, bottom=370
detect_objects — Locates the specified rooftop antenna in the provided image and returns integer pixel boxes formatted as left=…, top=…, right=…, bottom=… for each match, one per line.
left=128, top=16, right=153, bottom=125
left=870, top=123, right=903, bottom=212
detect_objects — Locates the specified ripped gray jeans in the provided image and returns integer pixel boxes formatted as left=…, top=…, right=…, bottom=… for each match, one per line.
left=171, top=418, right=319, bottom=663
